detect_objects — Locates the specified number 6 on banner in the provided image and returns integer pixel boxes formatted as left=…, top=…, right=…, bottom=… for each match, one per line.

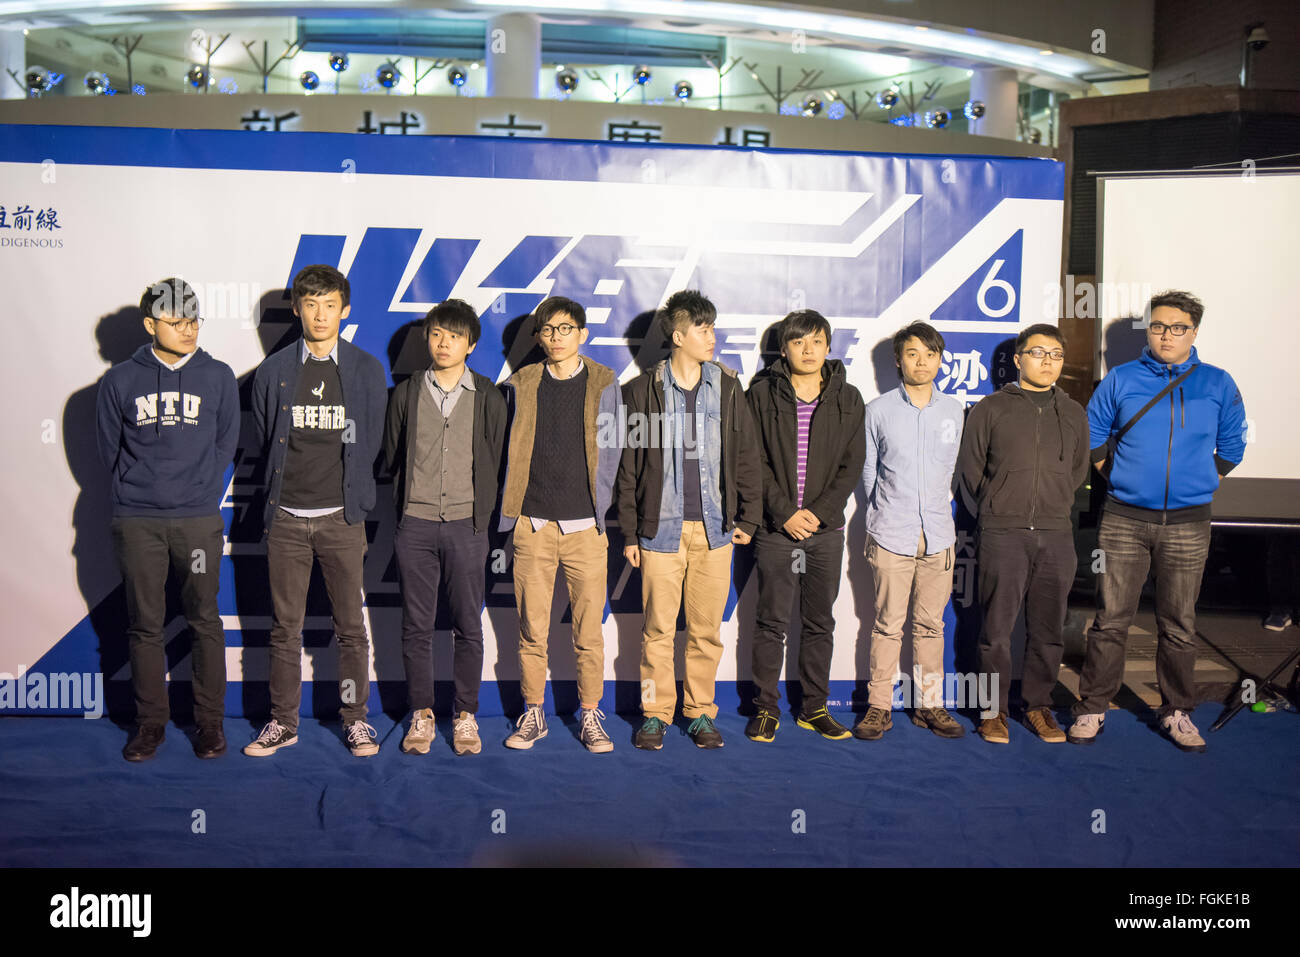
left=977, top=258, right=1016, bottom=318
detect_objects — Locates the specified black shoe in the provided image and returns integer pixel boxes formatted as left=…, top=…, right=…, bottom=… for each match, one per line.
left=193, top=725, right=227, bottom=759
left=123, top=724, right=165, bottom=762
left=745, top=709, right=780, bottom=742
left=797, top=707, right=852, bottom=740
left=635, top=716, right=669, bottom=751
left=687, top=714, right=724, bottom=749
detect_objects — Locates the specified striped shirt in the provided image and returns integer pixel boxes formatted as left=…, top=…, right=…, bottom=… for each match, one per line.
left=796, top=396, right=819, bottom=507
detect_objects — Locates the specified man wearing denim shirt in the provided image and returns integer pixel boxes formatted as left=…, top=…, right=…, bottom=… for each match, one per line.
left=855, top=321, right=965, bottom=741
left=617, top=290, right=762, bottom=750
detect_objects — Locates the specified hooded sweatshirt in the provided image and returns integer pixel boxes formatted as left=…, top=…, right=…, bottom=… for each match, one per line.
left=95, top=344, right=240, bottom=517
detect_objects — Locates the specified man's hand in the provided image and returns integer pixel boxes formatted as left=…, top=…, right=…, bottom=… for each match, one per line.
left=782, top=509, right=820, bottom=541
left=731, top=527, right=753, bottom=546
left=623, top=544, right=641, bottom=568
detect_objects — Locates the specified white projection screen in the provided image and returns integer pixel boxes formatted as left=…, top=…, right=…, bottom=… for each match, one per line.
left=1097, top=170, right=1300, bottom=522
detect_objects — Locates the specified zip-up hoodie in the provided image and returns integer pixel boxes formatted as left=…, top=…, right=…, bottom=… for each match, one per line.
left=1087, top=345, right=1246, bottom=523
left=745, top=357, right=866, bottom=533
left=95, top=344, right=240, bottom=517
left=957, top=383, right=1090, bottom=530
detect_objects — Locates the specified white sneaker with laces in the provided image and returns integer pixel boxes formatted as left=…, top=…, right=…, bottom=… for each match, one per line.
left=243, top=719, right=297, bottom=757
left=402, top=708, right=436, bottom=754
left=578, top=707, right=614, bottom=753
left=1067, top=712, right=1105, bottom=745
left=504, top=704, right=547, bottom=750
left=345, top=720, right=380, bottom=757
left=1160, top=709, right=1207, bottom=753
left=452, top=711, right=481, bottom=755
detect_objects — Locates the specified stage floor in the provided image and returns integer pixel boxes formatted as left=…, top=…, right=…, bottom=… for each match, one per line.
left=2, top=703, right=1296, bottom=868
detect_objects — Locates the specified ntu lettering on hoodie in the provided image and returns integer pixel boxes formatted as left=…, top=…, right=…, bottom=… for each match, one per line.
left=95, top=344, right=240, bottom=516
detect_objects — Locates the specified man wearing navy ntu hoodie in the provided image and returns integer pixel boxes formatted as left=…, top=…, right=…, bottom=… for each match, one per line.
left=244, top=264, right=387, bottom=758
left=96, top=278, right=240, bottom=761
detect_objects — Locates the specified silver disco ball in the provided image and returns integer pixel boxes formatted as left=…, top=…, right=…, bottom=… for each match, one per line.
left=674, top=79, right=693, bottom=101
left=328, top=52, right=349, bottom=73
left=186, top=64, right=208, bottom=89
left=26, top=66, right=52, bottom=95
left=925, top=108, right=951, bottom=129
left=555, top=68, right=578, bottom=93
left=633, top=65, right=652, bottom=86
left=299, top=70, right=320, bottom=91
left=875, top=88, right=898, bottom=109
left=963, top=99, right=986, bottom=120
left=84, top=71, right=110, bottom=95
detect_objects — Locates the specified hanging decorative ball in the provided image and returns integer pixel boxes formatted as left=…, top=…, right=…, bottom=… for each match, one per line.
left=299, top=70, right=320, bottom=91
left=925, top=108, right=951, bottom=129
left=633, top=65, right=652, bottom=86
left=328, top=52, right=349, bottom=73
left=674, top=80, right=693, bottom=101
left=555, top=68, right=578, bottom=93
left=84, top=71, right=110, bottom=95
left=186, top=64, right=208, bottom=89
left=876, top=88, right=899, bottom=109
left=964, top=99, right=986, bottom=120
left=1028, top=128, right=1043, bottom=144
left=448, top=66, right=467, bottom=88
left=800, top=94, right=823, bottom=117
left=376, top=63, right=399, bottom=89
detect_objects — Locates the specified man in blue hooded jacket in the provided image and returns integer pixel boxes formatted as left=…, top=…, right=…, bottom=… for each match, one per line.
left=1069, top=290, right=1245, bottom=752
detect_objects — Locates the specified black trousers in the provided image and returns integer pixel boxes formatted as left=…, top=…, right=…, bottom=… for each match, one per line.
left=976, top=527, right=1076, bottom=714
left=750, top=527, right=844, bottom=714
left=111, top=514, right=227, bottom=727
left=267, top=510, right=370, bottom=732
left=394, top=515, right=488, bottom=715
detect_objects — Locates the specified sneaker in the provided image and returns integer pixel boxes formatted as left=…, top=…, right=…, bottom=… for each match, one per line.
left=1067, top=712, right=1105, bottom=745
left=910, top=707, right=965, bottom=739
left=635, top=716, right=669, bottom=750
left=242, top=719, right=297, bottom=757
left=578, top=707, right=614, bottom=753
left=193, top=724, right=227, bottom=759
left=1160, top=709, right=1207, bottom=753
left=745, top=709, right=780, bottom=742
left=452, top=711, right=481, bottom=755
left=1263, top=611, right=1292, bottom=632
left=504, top=704, right=548, bottom=750
left=1023, top=707, right=1066, bottom=743
left=687, top=714, right=724, bottom=749
left=345, top=720, right=379, bottom=757
left=978, top=711, right=1010, bottom=744
left=852, top=707, right=893, bottom=740
left=402, top=707, right=436, bottom=755
left=797, top=707, right=852, bottom=740
left=123, top=724, right=165, bottom=762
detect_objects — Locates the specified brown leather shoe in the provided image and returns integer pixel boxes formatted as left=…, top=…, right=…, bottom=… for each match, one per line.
left=852, top=707, right=893, bottom=740
left=909, top=707, right=965, bottom=738
left=978, top=712, right=1010, bottom=744
left=1024, top=707, right=1066, bottom=743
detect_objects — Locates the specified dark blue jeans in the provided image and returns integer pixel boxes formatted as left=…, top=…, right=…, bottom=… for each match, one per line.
left=1075, top=511, right=1211, bottom=717
left=394, top=515, right=488, bottom=715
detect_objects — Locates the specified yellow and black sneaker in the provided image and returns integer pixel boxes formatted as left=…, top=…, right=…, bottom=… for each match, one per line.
left=797, top=707, right=852, bottom=740
left=745, top=709, right=780, bottom=742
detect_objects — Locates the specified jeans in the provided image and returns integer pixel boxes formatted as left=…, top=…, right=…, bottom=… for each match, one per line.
left=394, top=515, right=488, bottom=715
left=1074, top=511, right=1211, bottom=717
left=976, top=528, right=1076, bottom=714
left=750, top=527, right=844, bottom=714
left=111, top=514, right=227, bottom=727
left=267, top=510, right=370, bottom=732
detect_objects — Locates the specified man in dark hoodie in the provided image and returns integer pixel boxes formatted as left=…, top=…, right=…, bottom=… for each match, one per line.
left=96, top=277, right=240, bottom=761
left=957, top=323, right=1089, bottom=744
left=744, top=310, right=865, bottom=742
left=383, top=299, right=506, bottom=757
left=244, top=264, right=387, bottom=758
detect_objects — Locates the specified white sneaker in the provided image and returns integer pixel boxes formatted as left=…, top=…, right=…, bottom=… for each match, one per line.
left=578, top=707, right=614, bottom=753
left=1067, top=712, right=1105, bottom=745
left=243, top=719, right=297, bottom=757
left=1160, top=709, right=1207, bottom=753
left=345, top=720, right=380, bottom=757
left=452, top=711, right=481, bottom=755
left=402, top=708, right=436, bottom=755
left=504, top=704, right=547, bottom=750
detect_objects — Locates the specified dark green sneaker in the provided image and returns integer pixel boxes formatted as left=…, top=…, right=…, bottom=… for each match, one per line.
left=687, top=714, right=724, bottom=749
left=635, top=716, right=669, bottom=751
left=797, top=707, right=852, bottom=740
left=745, top=709, right=780, bottom=742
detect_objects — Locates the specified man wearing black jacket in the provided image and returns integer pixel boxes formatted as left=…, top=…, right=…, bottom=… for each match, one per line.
left=744, top=310, right=865, bottom=742
left=957, top=324, right=1089, bottom=744
left=384, top=300, right=506, bottom=757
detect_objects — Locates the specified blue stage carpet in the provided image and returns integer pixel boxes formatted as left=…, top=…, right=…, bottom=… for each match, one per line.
left=1, top=705, right=1296, bottom=868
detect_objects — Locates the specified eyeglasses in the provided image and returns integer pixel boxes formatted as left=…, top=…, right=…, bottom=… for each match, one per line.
left=1148, top=321, right=1193, bottom=337
left=1021, top=347, right=1064, bottom=361
left=154, top=317, right=204, bottom=333
left=537, top=323, right=577, bottom=338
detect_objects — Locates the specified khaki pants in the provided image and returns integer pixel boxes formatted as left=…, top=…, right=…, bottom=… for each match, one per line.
left=867, top=533, right=953, bottom=710
left=639, top=521, right=734, bottom=721
left=512, top=518, right=608, bottom=707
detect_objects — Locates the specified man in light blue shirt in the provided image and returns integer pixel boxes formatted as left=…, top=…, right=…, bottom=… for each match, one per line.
left=856, top=321, right=965, bottom=741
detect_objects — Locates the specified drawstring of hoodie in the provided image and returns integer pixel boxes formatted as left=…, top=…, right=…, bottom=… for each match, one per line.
left=154, top=360, right=162, bottom=436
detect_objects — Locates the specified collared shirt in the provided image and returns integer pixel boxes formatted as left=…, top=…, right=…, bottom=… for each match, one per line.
left=153, top=348, right=196, bottom=372
left=861, top=382, right=963, bottom=556
left=526, top=357, right=594, bottom=534
left=285, top=338, right=343, bottom=517
left=424, top=366, right=475, bottom=419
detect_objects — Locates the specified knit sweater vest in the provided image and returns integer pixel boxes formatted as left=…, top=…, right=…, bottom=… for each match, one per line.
left=521, top=367, right=594, bottom=521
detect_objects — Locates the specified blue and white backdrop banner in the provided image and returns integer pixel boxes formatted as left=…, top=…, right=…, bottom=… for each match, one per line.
left=0, top=125, right=1063, bottom=716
